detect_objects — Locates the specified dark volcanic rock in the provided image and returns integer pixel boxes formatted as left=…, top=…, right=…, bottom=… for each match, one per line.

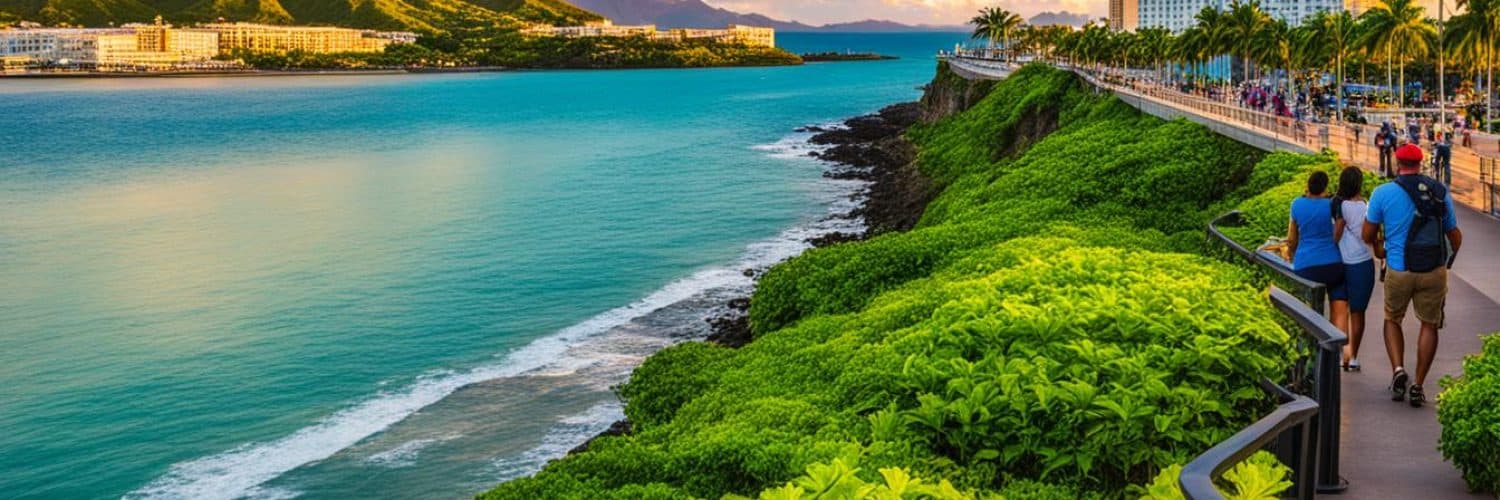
left=704, top=297, right=752, bottom=348
left=806, top=101, right=934, bottom=236
left=567, top=419, right=632, bottom=455
left=806, top=232, right=861, bottom=247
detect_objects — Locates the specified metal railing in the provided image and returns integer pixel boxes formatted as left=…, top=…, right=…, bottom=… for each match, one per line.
left=1269, top=288, right=1349, bottom=495
left=1483, top=156, right=1500, bottom=217
left=1196, top=211, right=1350, bottom=497
left=1180, top=378, right=1318, bottom=500
left=1206, top=211, right=1328, bottom=316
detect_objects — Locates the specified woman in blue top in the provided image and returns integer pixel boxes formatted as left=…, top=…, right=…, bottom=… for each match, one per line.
left=1286, top=171, right=1350, bottom=330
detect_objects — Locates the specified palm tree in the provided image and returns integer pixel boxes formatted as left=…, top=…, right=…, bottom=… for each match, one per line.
left=1303, top=11, right=1360, bottom=120
left=1255, top=19, right=1294, bottom=93
left=1187, top=6, right=1230, bottom=90
left=1136, top=27, right=1173, bottom=81
left=970, top=7, right=1024, bottom=61
left=1224, top=1, right=1272, bottom=83
left=1361, top=0, right=1437, bottom=107
left=1448, top=0, right=1500, bottom=129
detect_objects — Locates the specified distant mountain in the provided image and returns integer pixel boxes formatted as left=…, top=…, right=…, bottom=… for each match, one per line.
left=0, top=0, right=602, bottom=30
left=1027, top=11, right=1091, bottom=27
left=814, top=19, right=965, bottom=33
left=564, top=0, right=963, bottom=31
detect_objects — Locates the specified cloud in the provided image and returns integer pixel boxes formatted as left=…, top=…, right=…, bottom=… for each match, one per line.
left=706, top=0, right=1107, bottom=26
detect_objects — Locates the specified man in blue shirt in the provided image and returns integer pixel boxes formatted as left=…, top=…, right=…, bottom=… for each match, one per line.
left=1363, top=144, right=1464, bottom=407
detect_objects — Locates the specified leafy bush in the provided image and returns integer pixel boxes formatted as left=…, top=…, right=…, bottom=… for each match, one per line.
left=1438, top=334, right=1500, bottom=493
left=482, top=64, right=1316, bottom=500
left=1139, top=451, right=1293, bottom=500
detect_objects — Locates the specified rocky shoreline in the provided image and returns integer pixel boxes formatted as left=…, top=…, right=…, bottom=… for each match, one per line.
left=566, top=103, right=935, bottom=455
left=567, top=62, right=990, bottom=456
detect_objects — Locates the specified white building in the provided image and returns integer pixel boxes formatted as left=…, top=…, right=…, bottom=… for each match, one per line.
left=524, top=20, right=776, bottom=48
left=1261, top=0, right=1344, bottom=26
left=0, top=28, right=126, bottom=66
left=1138, top=0, right=1343, bottom=32
left=1137, top=0, right=1225, bottom=32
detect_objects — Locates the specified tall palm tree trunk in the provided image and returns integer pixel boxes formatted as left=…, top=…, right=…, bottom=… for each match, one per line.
left=1387, top=44, right=1394, bottom=106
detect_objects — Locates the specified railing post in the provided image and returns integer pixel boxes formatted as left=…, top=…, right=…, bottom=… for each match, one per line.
left=1314, top=338, right=1347, bottom=493
left=1270, top=289, right=1349, bottom=495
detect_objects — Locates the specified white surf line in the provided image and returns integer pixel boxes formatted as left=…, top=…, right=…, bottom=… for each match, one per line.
left=125, top=129, right=867, bottom=500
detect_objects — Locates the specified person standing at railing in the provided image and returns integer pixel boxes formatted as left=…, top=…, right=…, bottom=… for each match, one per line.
left=1433, top=129, right=1453, bottom=186
left=1363, top=144, right=1464, bottom=408
left=1287, top=171, right=1351, bottom=333
left=1332, top=167, right=1376, bottom=372
left=1377, top=123, right=1398, bottom=178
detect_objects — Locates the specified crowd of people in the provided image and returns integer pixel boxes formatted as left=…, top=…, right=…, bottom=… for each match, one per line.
left=1284, top=145, right=1464, bottom=408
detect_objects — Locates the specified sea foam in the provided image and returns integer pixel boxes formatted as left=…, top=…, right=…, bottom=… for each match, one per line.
left=125, top=127, right=867, bottom=500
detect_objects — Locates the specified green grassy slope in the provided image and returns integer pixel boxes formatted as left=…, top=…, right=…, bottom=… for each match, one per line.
left=476, top=63, right=1319, bottom=499
left=0, top=0, right=600, bottom=30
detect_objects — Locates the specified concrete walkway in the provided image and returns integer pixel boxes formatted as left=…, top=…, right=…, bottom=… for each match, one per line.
left=1338, top=210, right=1495, bottom=499
left=945, top=56, right=1496, bottom=498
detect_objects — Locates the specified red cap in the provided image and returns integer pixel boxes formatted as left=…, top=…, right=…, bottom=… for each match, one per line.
left=1395, top=144, right=1424, bottom=163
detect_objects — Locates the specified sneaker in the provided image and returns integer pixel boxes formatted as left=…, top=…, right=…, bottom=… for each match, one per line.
left=1409, top=384, right=1426, bottom=408
left=1391, top=369, right=1409, bottom=401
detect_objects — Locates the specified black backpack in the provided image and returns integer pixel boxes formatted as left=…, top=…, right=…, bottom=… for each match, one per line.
left=1394, top=175, right=1452, bottom=272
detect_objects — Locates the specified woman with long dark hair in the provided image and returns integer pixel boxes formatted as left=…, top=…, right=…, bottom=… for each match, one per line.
left=1286, top=171, right=1350, bottom=337
left=1331, top=167, right=1376, bottom=371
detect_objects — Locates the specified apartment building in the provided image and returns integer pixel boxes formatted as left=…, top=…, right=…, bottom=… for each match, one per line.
left=201, top=23, right=392, bottom=54
left=525, top=20, right=776, bottom=48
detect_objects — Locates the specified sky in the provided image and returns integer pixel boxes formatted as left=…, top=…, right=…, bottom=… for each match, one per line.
left=705, top=0, right=1108, bottom=26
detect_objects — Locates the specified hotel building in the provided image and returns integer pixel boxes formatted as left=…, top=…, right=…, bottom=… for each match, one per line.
left=0, top=18, right=221, bottom=70
left=199, top=23, right=400, bottom=54
left=524, top=20, right=776, bottom=48
left=1137, top=0, right=1342, bottom=32
left=1109, top=0, right=1139, bottom=31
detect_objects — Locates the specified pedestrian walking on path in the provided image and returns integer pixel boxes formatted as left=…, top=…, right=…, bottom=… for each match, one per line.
left=1287, top=171, right=1351, bottom=323
left=1332, top=167, right=1376, bottom=372
left=1377, top=123, right=1398, bottom=178
left=1363, top=144, right=1465, bottom=408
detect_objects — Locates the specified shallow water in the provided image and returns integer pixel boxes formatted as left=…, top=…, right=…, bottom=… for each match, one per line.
left=0, top=32, right=967, bottom=499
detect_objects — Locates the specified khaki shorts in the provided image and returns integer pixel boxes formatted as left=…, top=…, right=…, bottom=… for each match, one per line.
left=1385, top=267, right=1448, bottom=327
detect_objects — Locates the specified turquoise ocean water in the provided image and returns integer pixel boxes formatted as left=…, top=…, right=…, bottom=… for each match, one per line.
left=0, top=32, right=966, bottom=499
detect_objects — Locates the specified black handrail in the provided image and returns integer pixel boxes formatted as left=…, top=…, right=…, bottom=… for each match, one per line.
left=1180, top=381, right=1319, bottom=500
left=1207, top=211, right=1329, bottom=316
left=1200, top=212, right=1352, bottom=496
left=1270, top=289, right=1350, bottom=494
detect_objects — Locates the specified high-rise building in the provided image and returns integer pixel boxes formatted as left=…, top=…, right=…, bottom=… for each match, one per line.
left=1261, top=0, right=1345, bottom=26
left=1138, top=0, right=1342, bottom=32
left=1138, top=0, right=1223, bottom=32
left=1345, top=0, right=1368, bottom=16
left=1109, top=0, right=1140, bottom=31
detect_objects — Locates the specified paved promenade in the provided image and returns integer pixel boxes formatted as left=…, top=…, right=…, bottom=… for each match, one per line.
left=946, top=56, right=1495, bottom=499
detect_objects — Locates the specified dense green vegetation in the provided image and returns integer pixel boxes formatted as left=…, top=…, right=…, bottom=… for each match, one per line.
left=479, top=63, right=1312, bottom=499
left=1438, top=334, right=1500, bottom=494
left=457, top=33, right=801, bottom=68
left=0, top=0, right=598, bottom=32
left=2, top=0, right=800, bottom=69
left=218, top=31, right=799, bottom=70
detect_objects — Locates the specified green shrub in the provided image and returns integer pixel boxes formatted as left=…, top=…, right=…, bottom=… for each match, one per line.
left=482, top=64, right=1318, bottom=500
left=1139, top=451, right=1293, bottom=500
left=1438, top=334, right=1500, bottom=493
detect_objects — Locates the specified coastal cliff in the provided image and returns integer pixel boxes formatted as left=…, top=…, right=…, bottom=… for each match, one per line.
left=481, top=63, right=1323, bottom=499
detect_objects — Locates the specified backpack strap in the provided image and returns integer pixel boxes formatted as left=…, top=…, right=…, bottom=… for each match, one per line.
left=1395, top=175, right=1448, bottom=218
left=1331, top=197, right=1345, bottom=221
